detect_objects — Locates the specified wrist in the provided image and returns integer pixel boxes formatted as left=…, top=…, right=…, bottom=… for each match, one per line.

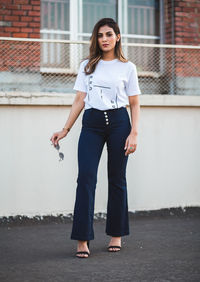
left=62, top=127, right=71, bottom=133
left=130, top=130, right=138, bottom=136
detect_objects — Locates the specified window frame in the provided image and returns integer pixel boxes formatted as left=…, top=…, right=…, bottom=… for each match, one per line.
left=40, top=0, right=164, bottom=74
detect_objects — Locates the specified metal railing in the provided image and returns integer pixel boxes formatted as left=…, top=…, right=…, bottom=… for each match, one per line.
left=0, top=37, right=200, bottom=95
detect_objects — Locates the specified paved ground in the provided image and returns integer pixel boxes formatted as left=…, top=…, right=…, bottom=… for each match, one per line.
left=0, top=213, right=200, bottom=282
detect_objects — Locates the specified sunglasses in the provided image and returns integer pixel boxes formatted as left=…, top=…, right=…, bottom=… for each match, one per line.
left=52, top=143, right=64, bottom=161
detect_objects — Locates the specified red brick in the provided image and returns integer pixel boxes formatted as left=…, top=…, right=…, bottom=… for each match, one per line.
left=13, top=32, right=28, bottom=37
left=182, top=7, right=196, bottom=13
left=192, top=3, right=200, bottom=8
left=28, top=11, right=40, bottom=16
left=0, top=66, right=9, bottom=71
left=33, top=5, right=40, bottom=10
left=29, top=22, right=40, bottom=27
left=175, top=21, right=188, bottom=27
left=4, top=15, right=19, bottom=21
left=6, top=4, right=19, bottom=10
left=12, top=10, right=27, bottom=16
left=175, top=27, right=182, bottom=32
left=0, top=15, right=2, bottom=20
left=175, top=7, right=182, bottom=12
left=21, top=5, right=32, bottom=10
left=13, top=44, right=30, bottom=50
left=179, top=17, right=192, bottom=22
left=183, top=27, right=197, bottom=32
left=21, top=16, right=33, bottom=21
left=175, top=17, right=182, bottom=22
left=0, top=32, right=10, bottom=36
left=184, top=32, right=199, bottom=38
left=175, top=12, right=189, bottom=17
left=33, top=16, right=40, bottom=22
left=21, top=27, right=33, bottom=32
left=5, top=27, right=20, bottom=32
left=31, top=1, right=40, bottom=5
left=190, top=13, right=200, bottom=18
left=13, top=21, right=28, bottom=27
left=189, top=22, right=198, bottom=28
left=176, top=32, right=185, bottom=37
left=0, top=0, right=12, bottom=3
left=13, top=0, right=29, bottom=4
left=0, top=9, right=11, bottom=15
left=33, top=28, right=39, bottom=33
left=179, top=2, right=188, bottom=7
left=29, top=33, right=40, bottom=38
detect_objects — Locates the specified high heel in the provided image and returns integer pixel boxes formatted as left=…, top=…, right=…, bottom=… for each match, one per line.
left=76, top=241, right=90, bottom=258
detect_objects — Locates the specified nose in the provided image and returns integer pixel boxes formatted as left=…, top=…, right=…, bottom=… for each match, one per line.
left=102, top=35, right=107, bottom=42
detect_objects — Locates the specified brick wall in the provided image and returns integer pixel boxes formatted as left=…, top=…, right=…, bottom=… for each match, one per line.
left=0, top=0, right=40, bottom=72
left=165, top=0, right=200, bottom=45
left=164, top=0, right=200, bottom=82
left=0, top=0, right=40, bottom=38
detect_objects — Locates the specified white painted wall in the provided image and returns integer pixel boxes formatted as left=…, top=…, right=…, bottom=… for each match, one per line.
left=0, top=93, right=200, bottom=217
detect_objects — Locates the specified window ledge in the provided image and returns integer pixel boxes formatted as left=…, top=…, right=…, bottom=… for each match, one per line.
left=0, top=92, right=200, bottom=107
left=138, top=71, right=162, bottom=78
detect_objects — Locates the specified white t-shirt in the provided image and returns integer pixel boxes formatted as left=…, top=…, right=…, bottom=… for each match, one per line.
left=73, top=58, right=141, bottom=110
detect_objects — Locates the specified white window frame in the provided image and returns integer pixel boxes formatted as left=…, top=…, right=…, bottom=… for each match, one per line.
left=40, top=0, right=164, bottom=74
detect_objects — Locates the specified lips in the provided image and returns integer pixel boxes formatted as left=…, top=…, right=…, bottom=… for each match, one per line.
left=102, top=44, right=109, bottom=47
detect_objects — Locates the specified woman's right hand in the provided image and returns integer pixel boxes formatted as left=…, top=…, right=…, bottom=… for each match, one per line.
left=50, top=129, right=68, bottom=147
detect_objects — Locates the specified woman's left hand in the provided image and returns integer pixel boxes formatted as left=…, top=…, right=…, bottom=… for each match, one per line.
left=124, top=133, right=138, bottom=156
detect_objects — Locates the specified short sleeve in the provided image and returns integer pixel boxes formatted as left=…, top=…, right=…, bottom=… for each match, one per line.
left=125, top=63, right=141, bottom=96
left=73, top=60, right=88, bottom=93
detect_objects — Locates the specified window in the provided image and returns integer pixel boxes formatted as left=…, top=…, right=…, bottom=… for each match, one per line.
left=40, top=0, right=161, bottom=73
left=124, top=0, right=160, bottom=73
left=40, top=0, right=70, bottom=73
left=81, top=0, right=116, bottom=35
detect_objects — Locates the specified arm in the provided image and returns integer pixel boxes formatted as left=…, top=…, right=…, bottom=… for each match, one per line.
left=124, top=95, right=140, bottom=156
left=128, top=95, right=140, bottom=136
left=62, top=90, right=86, bottom=132
left=50, top=91, right=86, bottom=146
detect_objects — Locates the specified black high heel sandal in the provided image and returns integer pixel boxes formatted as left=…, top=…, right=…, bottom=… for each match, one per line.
left=76, top=241, right=90, bottom=258
left=107, top=245, right=121, bottom=252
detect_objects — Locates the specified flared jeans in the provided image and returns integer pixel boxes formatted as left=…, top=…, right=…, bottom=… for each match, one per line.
left=70, top=106, right=132, bottom=241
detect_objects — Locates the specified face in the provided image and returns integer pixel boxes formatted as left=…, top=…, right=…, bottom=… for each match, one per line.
left=97, top=25, right=120, bottom=53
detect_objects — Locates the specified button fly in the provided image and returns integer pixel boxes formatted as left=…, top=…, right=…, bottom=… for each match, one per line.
left=104, top=111, right=109, bottom=125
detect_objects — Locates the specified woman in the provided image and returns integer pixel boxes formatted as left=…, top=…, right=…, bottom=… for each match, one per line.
left=50, top=18, right=141, bottom=258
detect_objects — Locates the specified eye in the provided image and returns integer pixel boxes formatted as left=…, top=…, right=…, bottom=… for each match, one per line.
left=107, top=33, right=112, bottom=37
left=98, top=34, right=102, bottom=38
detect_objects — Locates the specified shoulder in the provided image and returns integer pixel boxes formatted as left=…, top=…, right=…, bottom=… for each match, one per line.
left=116, top=60, right=137, bottom=71
left=80, top=59, right=89, bottom=67
left=123, top=60, right=137, bottom=71
left=117, top=60, right=137, bottom=76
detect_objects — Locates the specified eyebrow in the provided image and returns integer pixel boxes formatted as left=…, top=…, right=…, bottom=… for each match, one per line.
left=97, top=31, right=113, bottom=35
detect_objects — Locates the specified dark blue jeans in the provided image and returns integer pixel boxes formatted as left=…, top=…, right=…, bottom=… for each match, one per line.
left=70, top=106, right=132, bottom=241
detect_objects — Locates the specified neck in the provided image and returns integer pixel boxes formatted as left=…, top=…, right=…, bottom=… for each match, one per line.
left=101, top=50, right=116, bottom=61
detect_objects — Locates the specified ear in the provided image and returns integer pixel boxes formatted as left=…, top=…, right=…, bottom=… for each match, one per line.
left=117, top=34, right=120, bottom=42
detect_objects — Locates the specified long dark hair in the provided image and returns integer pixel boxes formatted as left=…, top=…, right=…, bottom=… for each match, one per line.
left=83, top=18, right=128, bottom=75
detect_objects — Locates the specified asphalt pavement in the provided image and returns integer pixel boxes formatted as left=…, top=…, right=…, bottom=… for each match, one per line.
left=0, top=210, right=200, bottom=282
